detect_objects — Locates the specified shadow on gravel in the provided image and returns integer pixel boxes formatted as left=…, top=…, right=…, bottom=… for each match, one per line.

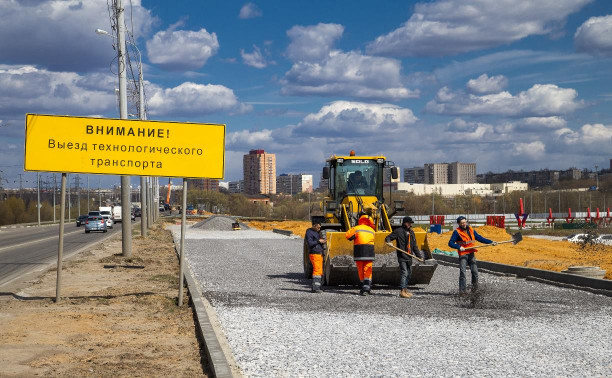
left=0, top=291, right=156, bottom=301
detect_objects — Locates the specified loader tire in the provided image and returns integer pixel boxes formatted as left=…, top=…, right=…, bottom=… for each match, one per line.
left=303, top=239, right=313, bottom=279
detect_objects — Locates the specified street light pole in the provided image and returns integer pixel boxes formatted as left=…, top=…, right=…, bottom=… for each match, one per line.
left=595, top=165, right=599, bottom=189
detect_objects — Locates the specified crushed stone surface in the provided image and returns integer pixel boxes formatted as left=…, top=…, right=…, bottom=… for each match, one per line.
left=170, top=226, right=612, bottom=377
left=192, top=215, right=250, bottom=231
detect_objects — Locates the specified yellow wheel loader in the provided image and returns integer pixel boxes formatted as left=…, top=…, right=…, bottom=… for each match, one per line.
left=303, top=152, right=437, bottom=286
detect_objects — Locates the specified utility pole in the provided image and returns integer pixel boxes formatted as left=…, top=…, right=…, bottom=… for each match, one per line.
left=87, top=175, right=90, bottom=212
left=18, top=173, right=24, bottom=198
left=115, top=0, right=132, bottom=257
left=595, top=165, right=599, bottom=189
left=99, top=176, right=102, bottom=207
left=75, top=174, right=81, bottom=217
left=558, top=191, right=561, bottom=213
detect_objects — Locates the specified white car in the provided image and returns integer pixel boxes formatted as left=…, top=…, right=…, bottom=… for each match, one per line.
left=102, top=214, right=113, bottom=229
left=595, top=234, right=612, bottom=246
left=566, top=233, right=588, bottom=243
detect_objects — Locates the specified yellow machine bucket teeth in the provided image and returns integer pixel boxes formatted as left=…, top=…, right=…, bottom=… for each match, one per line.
left=321, top=229, right=437, bottom=286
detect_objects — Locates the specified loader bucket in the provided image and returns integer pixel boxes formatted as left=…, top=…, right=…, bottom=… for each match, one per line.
left=321, top=229, right=437, bottom=286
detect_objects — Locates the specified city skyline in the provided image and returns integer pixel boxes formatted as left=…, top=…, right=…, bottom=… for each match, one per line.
left=1, top=1, right=612, bottom=189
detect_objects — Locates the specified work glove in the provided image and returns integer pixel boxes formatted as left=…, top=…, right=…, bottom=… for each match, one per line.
left=459, top=247, right=465, bottom=252
left=492, top=242, right=498, bottom=246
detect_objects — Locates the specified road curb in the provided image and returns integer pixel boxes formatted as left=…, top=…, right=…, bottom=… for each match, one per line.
left=171, top=233, right=239, bottom=378
left=433, top=253, right=612, bottom=297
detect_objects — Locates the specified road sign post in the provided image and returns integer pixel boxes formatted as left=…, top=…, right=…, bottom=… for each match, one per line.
left=178, top=178, right=188, bottom=306
left=55, top=173, right=66, bottom=302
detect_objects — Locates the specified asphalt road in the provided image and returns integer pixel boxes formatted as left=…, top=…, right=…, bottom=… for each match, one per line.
left=0, top=220, right=127, bottom=288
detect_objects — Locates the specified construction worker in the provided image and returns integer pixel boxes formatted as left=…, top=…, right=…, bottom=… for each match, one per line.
left=385, top=216, right=424, bottom=298
left=448, top=216, right=496, bottom=294
left=345, top=214, right=376, bottom=296
left=305, top=221, right=326, bottom=293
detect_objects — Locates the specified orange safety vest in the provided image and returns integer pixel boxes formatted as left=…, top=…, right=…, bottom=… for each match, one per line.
left=345, top=224, right=375, bottom=260
left=456, top=226, right=477, bottom=256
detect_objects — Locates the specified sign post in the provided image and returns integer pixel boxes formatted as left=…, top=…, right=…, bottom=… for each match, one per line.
left=178, top=178, right=188, bottom=306
left=55, top=173, right=66, bottom=302
left=25, top=114, right=225, bottom=303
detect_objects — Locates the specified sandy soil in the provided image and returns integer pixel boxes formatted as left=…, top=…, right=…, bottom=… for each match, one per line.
left=427, top=225, right=612, bottom=279
left=0, top=224, right=207, bottom=377
left=248, top=221, right=612, bottom=279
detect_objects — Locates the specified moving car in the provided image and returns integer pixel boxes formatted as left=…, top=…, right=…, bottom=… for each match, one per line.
left=88, top=211, right=101, bottom=217
left=102, top=214, right=113, bottom=229
left=85, top=216, right=107, bottom=233
left=133, top=207, right=142, bottom=217
left=76, top=214, right=89, bottom=227
left=595, top=234, right=612, bottom=246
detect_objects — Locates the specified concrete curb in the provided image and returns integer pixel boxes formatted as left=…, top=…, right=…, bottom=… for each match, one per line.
left=272, top=228, right=293, bottom=236
left=171, top=233, right=239, bottom=378
left=433, top=253, right=612, bottom=297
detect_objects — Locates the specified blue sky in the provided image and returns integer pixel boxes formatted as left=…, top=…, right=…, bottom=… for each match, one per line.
left=1, top=0, right=612, bottom=189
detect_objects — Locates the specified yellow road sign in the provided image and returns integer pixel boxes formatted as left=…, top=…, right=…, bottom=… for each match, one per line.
left=24, top=114, right=225, bottom=178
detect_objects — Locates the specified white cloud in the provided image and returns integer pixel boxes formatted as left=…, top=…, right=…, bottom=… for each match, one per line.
left=227, top=129, right=273, bottom=146
left=511, top=141, right=546, bottom=159
left=466, top=74, right=508, bottom=95
left=519, top=116, right=567, bottom=129
left=238, top=3, right=262, bottom=19
left=0, top=0, right=155, bottom=72
left=146, top=28, right=219, bottom=70
left=147, top=82, right=252, bottom=116
left=0, top=65, right=115, bottom=125
left=555, top=124, right=612, bottom=145
left=241, top=45, right=268, bottom=68
left=281, top=51, right=418, bottom=100
left=434, top=50, right=585, bottom=83
left=295, top=101, right=417, bottom=136
left=426, top=83, right=583, bottom=117
left=286, top=23, right=344, bottom=62
left=366, top=0, right=592, bottom=57
left=574, top=15, right=612, bottom=56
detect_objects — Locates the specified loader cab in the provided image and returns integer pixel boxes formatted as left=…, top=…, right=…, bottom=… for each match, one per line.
left=325, top=157, right=385, bottom=203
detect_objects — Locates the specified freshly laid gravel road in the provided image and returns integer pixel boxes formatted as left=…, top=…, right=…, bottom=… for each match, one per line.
left=170, top=225, right=612, bottom=377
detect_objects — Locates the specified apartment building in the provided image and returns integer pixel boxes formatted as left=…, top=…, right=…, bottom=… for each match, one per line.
left=276, top=174, right=313, bottom=195
left=243, top=149, right=276, bottom=195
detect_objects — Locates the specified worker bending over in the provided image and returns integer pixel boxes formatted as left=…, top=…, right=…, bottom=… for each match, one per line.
left=448, top=216, right=496, bottom=294
left=385, top=216, right=424, bottom=298
left=346, top=215, right=376, bottom=296
left=306, top=221, right=326, bottom=293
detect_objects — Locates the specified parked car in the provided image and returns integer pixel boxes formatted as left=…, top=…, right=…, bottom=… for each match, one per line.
left=85, top=216, right=107, bottom=233
left=566, top=234, right=588, bottom=243
left=133, top=207, right=142, bottom=217
left=102, top=214, right=113, bottom=229
left=76, top=214, right=89, bottom=227
left=595, top=234, right=612, bottom=246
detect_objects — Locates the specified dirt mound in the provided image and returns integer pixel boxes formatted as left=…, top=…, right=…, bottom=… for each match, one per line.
left=192, top=215, right=249, bottom=231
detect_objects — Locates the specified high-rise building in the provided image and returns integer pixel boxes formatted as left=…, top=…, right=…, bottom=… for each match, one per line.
left=449, top=162, right=476, bottom=184
left=404, top=167, right=425, bottom=184
left=189, top=178, right=219, bottom=191
left=424, top=163, right=449, bottom=184
left=276, top=174, right=313, bottom=194
left=228, top=180, right=243, bottom=193
left=383, top=166, right=401, bottom=185
left=243, top=149, right=276, bottom=195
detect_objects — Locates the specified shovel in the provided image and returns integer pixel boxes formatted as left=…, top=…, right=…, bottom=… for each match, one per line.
left=385, top=242, right=425, bottom=262
left=469, top=232, right=523, bottom=249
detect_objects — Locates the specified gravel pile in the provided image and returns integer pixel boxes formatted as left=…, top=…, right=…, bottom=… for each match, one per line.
left=191, top=215, right=249, bottom=231
left=173, top=226, right=612, bottom=377
left=331, top=252, right=400, bottom=267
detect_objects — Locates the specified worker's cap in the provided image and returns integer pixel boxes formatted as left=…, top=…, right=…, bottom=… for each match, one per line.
left=402, top=216, right=414, bottom=224
left=456, top=216, right=467, bottom=223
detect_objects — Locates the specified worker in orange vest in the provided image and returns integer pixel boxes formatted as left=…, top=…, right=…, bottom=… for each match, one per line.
left=448, top=216, right=496, bottom=294
left=346, top=214, right=376, bottom=296
left=305, top=220, right=326, bottom=293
